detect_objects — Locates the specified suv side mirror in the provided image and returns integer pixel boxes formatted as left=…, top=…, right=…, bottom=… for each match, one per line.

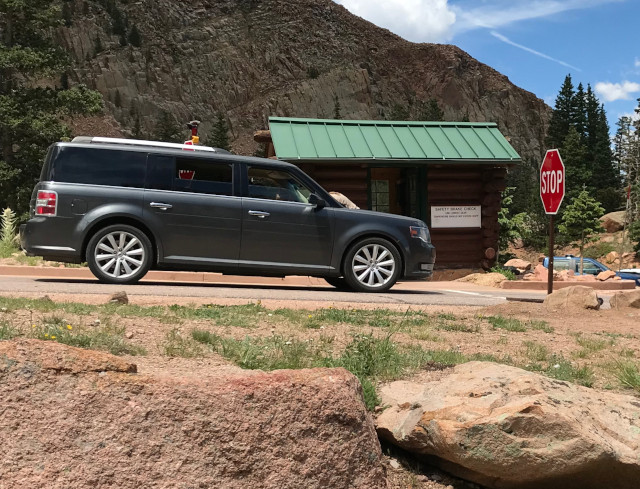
left=309, top=193, right=326, bottom=210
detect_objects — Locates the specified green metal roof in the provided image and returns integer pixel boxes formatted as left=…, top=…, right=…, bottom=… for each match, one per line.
left=269, top=117, right=521, bottom=163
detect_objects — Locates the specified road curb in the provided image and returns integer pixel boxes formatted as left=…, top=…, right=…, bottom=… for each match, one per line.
left=0, top=266, right=328, bottom=287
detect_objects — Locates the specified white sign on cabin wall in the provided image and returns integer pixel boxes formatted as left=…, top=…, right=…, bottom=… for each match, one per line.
left=430, top=205, right=481, bottom=229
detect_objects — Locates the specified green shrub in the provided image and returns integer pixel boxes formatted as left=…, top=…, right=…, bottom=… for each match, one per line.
left=583, top=242, right=616, bottom=259
left=490, top=266, right=517, bottom=281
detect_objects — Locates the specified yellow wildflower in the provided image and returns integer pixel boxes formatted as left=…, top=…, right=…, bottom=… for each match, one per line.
left=67, top=325, right=72, bottom=330
left=51, top=336, right=56, bottom=339
left=308, top=315, right=313, bottom=319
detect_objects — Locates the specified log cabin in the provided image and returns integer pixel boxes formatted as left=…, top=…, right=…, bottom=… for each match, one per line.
left=254, top=117, right=520, bottom=272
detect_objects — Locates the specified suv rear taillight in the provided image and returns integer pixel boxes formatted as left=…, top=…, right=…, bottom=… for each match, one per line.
left=36, top=191, right=57, bottom=216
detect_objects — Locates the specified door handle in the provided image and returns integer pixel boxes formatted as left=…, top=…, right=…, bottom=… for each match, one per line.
left=248, top=210, right=270, bottom=218
left=150, top=202, right=173, bottom=210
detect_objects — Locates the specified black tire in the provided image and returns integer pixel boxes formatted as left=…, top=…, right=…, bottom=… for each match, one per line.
left=324, top=276, right=352, bottom=290
left=343, top=237, right=401, bottom=293
left=86, top=224, right=152, bottom=284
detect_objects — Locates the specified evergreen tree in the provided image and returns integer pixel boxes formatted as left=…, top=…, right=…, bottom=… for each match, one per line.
left=387, top=104, right=410, bottom=121
left=333, top=95, right=342, bottom=120
left=153, top=110, right=183, bottom=143
left=207, top=112, right=231, bottom=151
left=573, top=83, right=587, bottom=138
left=128, top=24, right=142, bottom=48
left=417, top=98, right=444, bottom=121
left=559, top=190, right=605, bottom=273
left=0, top=0, right=102, bottom=214
left=62, top=1, right=73, bottom=27
left=546, top=74, right=576, bottom=148
left=561, top=126, right=590, bottom=201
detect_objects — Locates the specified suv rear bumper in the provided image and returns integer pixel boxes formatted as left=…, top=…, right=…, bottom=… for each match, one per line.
left=20, top=221, right=81, bottom=262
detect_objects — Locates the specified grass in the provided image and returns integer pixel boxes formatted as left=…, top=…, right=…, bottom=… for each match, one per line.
left=0, top=321, right=20, bottom=340
left=31, top=315, right=145, bottom=356
left=615, top=361, right=640, bottom=393
left=526, top=355, right=595, bottom=387
left=162, top=328, right=203, bottom=358
left=191, top=329, right=466, bottom=410
left=490, top=266, right=517, bottom=280
left=574, top=334, right=610, bottom=358
left=522, top=341, right=550, bottom=362
left=486, top=316, right=553, bottom=334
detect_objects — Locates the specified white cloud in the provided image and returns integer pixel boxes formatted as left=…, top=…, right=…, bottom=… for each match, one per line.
left=491, top=31, right=581, bottom=71
left=635, top=58, right=640, bottom=68
left=595, top=81, right=640, bottom=102
left=335, top=0, right=621, bottom=43
left=334, top=0, right=456, bottom=43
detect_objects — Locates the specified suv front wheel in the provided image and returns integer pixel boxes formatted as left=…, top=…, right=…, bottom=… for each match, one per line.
left=343, top=237, right=401, bottom=292
left=87, top=225, right=152, bottom=284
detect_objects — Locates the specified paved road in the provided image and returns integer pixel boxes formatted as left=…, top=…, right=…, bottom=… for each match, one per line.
left=0, top=275, right=548, bottom=308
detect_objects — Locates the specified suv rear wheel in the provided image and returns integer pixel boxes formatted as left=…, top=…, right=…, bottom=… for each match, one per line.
left=343, top=237, right=401, bottom=292
left=87, top=225, right=152, bottom=284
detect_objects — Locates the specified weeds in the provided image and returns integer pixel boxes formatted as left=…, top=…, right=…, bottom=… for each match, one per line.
left=615, top=361, right=640, bottom=393
left=0, top=208, right=18, bottom=257
left=0, top=321, right=20, bottom=340
left=32, top=317, right=145, bottom=356
left=487, top=316, right=527, bottom=332
left=522, top=341, right=549, bottom=362
left=162, top=328, right=203, bottom=358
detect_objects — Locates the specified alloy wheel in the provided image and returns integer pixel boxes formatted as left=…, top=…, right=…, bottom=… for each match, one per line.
left=351, top=243, right=396, bottom=288
left=94, top=231, right=145, bottom=279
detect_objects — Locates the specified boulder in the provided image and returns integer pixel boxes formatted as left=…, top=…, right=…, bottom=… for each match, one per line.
left=0, top=339, right=386, bottom=489
left=376, top=362, right=640, bottom=489
left=532, top=264, right=559, bottom=281
left=557, top=269, right=575, bottom=282
left=544, top=285, right=600, bottom=310
left=610, top=290, right=640, bottom=309
left=605, top=251, right=620, bottom=264
left=575, top=274, right=597, bottom=282
left=600, top=211, right=626, bottom=233
left=457, top=273, right=506, bottom=288
left=504, top=259, right=532, bottom=273
left=596, top=270, right=616, bottom=281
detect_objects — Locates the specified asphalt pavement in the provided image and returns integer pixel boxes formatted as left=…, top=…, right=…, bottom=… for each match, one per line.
left=0, top=274, right=549, bottom=308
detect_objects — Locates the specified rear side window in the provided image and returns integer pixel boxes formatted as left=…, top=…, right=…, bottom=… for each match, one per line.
left=248, top=167, right=312, bottom=203
left=173, top=157, right=233, bottom=196
left=51, top=147, right=146, bottom=188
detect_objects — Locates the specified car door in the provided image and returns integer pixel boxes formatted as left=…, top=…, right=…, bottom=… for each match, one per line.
left=143, top=153, right=242, bottom=269
left=239, top=165, right=334, bottom=274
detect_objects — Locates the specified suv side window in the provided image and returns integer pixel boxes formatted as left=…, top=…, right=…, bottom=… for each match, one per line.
left=173, top=157, right=233, bottom=196
left=51, top=147, right=146, bottom=188
left=248, top=167, right=312, bottom=203
left=554, top=258, right=571, bottom=271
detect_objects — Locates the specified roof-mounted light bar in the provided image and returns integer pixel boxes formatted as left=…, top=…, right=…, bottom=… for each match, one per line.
left=71, top=136, right=221, bottom=153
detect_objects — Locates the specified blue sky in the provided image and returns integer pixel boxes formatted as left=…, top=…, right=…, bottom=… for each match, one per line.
left=335, top=0, right=640, bottom=128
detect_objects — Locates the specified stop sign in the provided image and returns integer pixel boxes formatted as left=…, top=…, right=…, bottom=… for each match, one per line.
left=540, top=149, right=565, bottom=215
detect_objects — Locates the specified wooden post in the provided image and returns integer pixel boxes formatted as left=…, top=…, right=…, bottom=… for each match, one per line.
left=548, top=215, right=555, bottom=295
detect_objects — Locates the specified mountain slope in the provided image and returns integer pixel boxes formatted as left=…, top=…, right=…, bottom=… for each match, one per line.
left=58, top=0, right=549, bottom=160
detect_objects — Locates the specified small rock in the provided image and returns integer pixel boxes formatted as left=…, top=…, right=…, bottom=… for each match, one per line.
left=596, top=270, right=616, bottom=282
left=431, top=473, right=443, bottom=482
left=504, top=259, right=532, bottom=273
left=39, top=295, right=52, bottom=302
left=92, top=319, right=101, bottom=327
left=108, top=291, right=128, bottom=305
left=136, top=329, right=145, bottom=335
left=125, top=332, right=134, bottom=339
left=416, top=475, right=428, bottom=482
left=389, top=459, right=400, bottom=470
left=610, top=290, right=640, bottom=309
left=0, top=308, right=7, bottom=313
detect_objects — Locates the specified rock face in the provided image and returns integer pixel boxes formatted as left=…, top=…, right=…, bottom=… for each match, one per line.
left=610, top=290, right=640, bottom=309
left=600, top=211, right=627, bottom=233
left=0, top=339, right=386, bottom=489
left=544, top=285, right=601, bottom=310
left=376, top=362, right=640, bottom=489
left=57, top=0, right=549, bottom=160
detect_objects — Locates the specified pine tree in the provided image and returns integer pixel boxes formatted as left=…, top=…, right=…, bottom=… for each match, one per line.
left=387, top=104, right=409, bottom=121
left=0, top=0, right=103, bottom=214
left=559, top=190, right=605, bottom=273
left=546, top=75, right=577, bottom=149
left=573, top=83, right=587, bottom=138
left=153, top=110, right=183, bottom=143
left=561, top=127, right=590, bottom=201
left=333, top=95, right=342, bottom=120
left=207, top=113, right=231, bottom=151
left=417, top=98, right=444, bottom=121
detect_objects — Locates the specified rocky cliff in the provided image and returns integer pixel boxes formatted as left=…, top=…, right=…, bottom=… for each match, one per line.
left=58, top=0, right=550, bottom=160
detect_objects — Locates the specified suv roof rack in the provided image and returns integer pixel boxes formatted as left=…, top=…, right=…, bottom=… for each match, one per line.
left=71, top=136, right=230, bottom=154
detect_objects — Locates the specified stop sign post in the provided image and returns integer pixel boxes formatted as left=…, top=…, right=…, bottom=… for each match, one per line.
left=540, top=149, right=566, bottom=294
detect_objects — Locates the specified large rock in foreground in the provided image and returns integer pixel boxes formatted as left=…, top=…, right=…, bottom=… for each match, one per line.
left=0, top=339, right=386, bottom=489
left=376, top=362, right=640, bottom=489
left=544, top=285, right=601, bottom=310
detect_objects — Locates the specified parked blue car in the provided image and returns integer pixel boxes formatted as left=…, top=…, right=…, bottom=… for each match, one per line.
left=543, top=255, right=640, bottom=286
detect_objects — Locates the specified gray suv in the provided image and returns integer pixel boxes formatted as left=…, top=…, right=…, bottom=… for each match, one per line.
left=20, top=138, right=436, bottom=292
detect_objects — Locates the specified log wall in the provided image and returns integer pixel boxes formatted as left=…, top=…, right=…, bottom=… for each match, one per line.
left=427, top=166, right=507, bottom=269
left=301, top=164, right=369, bottom=210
